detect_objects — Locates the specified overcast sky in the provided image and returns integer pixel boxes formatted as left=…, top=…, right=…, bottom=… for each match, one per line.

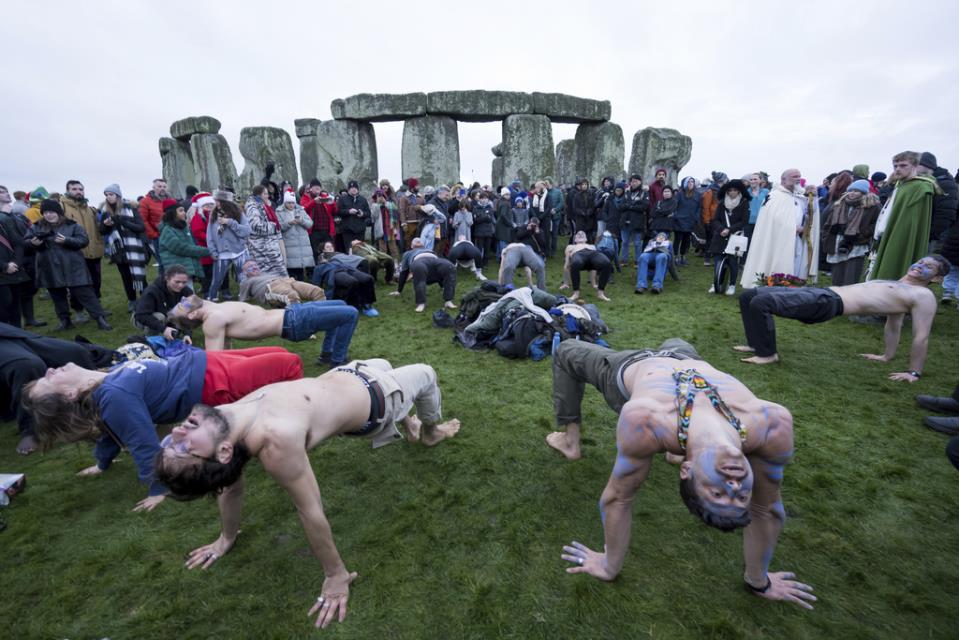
left=4, top=0, right=957, bottom=199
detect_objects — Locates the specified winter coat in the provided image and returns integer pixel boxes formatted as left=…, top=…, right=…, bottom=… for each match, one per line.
left=931, top=167, right=959, bottom=241
left=207, top=213, right=252, bottom=257
left=0, top=213, right=30, bottom=286
left=941, top=219, right=959, bottom=266
left=707, top=199, right=748, bottom=254
left=60, top=195, right=104, bottom=259
left=620, top=188, right=649, bottom=232
left=820, top=192, right=880, bottom=256
left=277, top=204, right=315, bottom=269
left=701, top=186, right=721, bottom=225
left=189, top=210, right=214, bottom=266
left=452, top=209, right=473, bottom=242
left=159, top=221, right=209, bottom=278
left=245, top=196, right=287, bottom=277
left=570, top=189, right=596, bottom=234
left=98, top=201, right=146, bottom=265
left=674, top=188, right=702, bottom=232
left=604, top=193, right=627, bottom=236
left=649, top=198, right=678, bottom=233
left=472, top=202, right=495, bottom=237
left=24, top=218, right=92, bottom=288
left=336, top=193, right=371, bottom=235
left=139, top=191, right=165, bottom=240
left=495, top=198, right=514, bottom=243
left=648, top=180, right=666, bottom=212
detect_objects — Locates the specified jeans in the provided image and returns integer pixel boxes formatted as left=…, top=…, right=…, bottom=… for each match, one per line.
left=208, top=254, right=247, bottom=301
left=280, top=299, right=358, bottom=364
left=942, top=268, right=959, bottom=300
left=620, top=229, right=643, bottom=264
left=636, top=252, right=668, bottom=289
left=151, top=238, right=163, bottom=274
left=549, top=214, right=562, bottom=257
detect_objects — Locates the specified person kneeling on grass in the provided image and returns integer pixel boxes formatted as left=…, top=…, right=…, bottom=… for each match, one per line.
left=733, top=255, right=948, bottom=381
left=548, top=338, right=815, bottom=609
left=389, top=237, right=458, bottom=313
left=154, top=359, right=461, bottom=630
left=168, top=294, right=357, bottom=367
left=560, top=230, right=612, bottom=302
left=21, top=344, right=303, bottom=511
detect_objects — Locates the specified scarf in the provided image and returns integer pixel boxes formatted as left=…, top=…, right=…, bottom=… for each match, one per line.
left=724, top=194, right=742, bottom=210
left=263, top=200, right=281, bottom=232
left=104, top=204, right=147, bottom=292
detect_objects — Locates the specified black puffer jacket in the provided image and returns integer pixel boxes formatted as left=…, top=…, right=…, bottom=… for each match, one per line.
left=941, top=219, right=959, bottom=266
left=24, top=218, right=91, bottom=289
left=931, top=167, right=959, bottom=241
left=134, top=276, right=195, bottom=333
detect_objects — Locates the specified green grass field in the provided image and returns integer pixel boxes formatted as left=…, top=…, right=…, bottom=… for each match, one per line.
left=2, top=256, right=958, bottom=639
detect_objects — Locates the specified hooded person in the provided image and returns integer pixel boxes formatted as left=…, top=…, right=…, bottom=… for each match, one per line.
left=673, top=176, right=702, bottom=265
left=708, top=179, right=751, bottom=295
left=740, top=169, right=820, bottom=288
left=821, top=180, right=880, bottom=286
left=700, top=171, right=727, bottom=266
left=99, top=183, right=149, bottom=310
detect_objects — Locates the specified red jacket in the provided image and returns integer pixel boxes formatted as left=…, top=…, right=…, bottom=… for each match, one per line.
left=300, top=192, right=336, bottom=237
left=139, top=192, right=165, bottom=240
left=190, top=210, right=213, bottom=266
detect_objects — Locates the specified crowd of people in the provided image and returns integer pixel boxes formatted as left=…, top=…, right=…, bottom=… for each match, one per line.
left=1, top=146, right=957, bottom=629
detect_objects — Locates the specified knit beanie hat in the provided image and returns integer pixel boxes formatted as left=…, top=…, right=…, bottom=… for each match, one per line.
left=919, top=152, right=937, bottom=170
left=847, top=180, right=871, bottom=194
left=213, top=189, right=234, bottom=202
left=871, top=171, right=887, bottom=182
left=162, top=198, right=180, bottom=214
left=40, top=199, right=63, bottom=215
left=500, top=187, right=510, bottom=197
left=852, top=164, right=869, bottom=179
left=283, top=191, right=296, bottom=204
left=103, top=183, right=123, bottom=198
left=309, top=178, right=322, bottom=188
left=347, top=180, right=359, bottom=190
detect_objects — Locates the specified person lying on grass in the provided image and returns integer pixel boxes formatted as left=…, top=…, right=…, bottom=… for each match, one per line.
left=167, top=293, right=357, bottom=366
left=154, top=358, right=461, bottom=630
left=21, top=345, right=303, bottom=511
left=733, top=254, right=948, bottom=382
left=548, top=338, right=815, bottom=609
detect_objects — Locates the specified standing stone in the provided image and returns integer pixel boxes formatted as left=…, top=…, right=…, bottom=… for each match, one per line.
left=554, top=139, right=576, bottom=186
left=491, top=142, right=503, bottom=157
left=237, top=126, right=298, bottom=196
left=189, top=133, right=238, bottom=193
left=500, top=115, right=554, bottom=189
left=426, top=91, right=533, bottom=122
left=331, top=93, right=427, bottom=122
left=628, top=127, right=693, bottom=186
left=401, top=116, right=459, bottom=187
left=159, top=137, right=196, bottom=200
left=169, top=116, right=222, bottom=141
left=491, top=157, right=504, bottom=190
left=295, top=118, right=378, bottom=195
left=573, top=122, right=625, bottom=186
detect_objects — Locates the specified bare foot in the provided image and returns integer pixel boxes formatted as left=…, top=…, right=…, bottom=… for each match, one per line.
left=404, top=415, right=422, bottom=442
left=444, top=301, right=457, bottom=310
left=732, top=345, right=755, bottom=353
left=741, top=354, right=780, bottom=365
left=421, top=419, right=461, bottom=446
left=16, top=434, right=38, bottom=455
left=665, top=452, right=684, bottom=465
left=415, top=304, right=426, bottom=313
left=597, top=291, right=611, bottom=302
left=546, top=431, right=581, bottom=460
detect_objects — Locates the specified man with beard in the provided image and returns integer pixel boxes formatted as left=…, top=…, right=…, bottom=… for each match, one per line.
left=139, top=178, right=169, bottom=274
left=60, top=180, right=105, bottom=315
left=336, top=180, right=371, bottom=248
left=740, top=169, right=820, bottom=288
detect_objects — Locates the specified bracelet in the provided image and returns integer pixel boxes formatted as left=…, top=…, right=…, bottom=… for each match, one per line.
left=744, top=576, right=772, bottom=594
left=909, top=371, right=922, bottom=379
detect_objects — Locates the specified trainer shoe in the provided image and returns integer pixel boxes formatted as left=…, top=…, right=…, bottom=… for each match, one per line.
left=707, top=285, right=716, bottom=293
left=362, top=306, right=380, bottom=318
left=634, top=288, right=646, bottom=295
left=73, top=311, right=89, bottom=324
left=725, top=285, right=737, bottom=296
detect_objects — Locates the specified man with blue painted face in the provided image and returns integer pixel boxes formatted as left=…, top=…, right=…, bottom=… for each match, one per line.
left=549, top=338, right=815, bottom=609
left=734, top=255, right=949, bottom=381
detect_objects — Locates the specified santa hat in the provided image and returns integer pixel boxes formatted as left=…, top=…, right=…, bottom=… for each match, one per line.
left=192, top=192, right=215, bottom=209
left=283, top=191, right=296, bottom=204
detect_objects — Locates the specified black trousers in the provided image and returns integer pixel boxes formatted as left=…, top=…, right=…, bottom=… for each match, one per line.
left=332, top=270, right=376, bottom=308
left=0, top=333, right=94, bottom=436
left=71, top=258, right=102, bottom=310
left=738, top=287, right=844, bottom=357
left=570, top=250, right=613, bottom=290
left=447, top=243, right=482, bottom=265
left=0, top=283, right=23, bottom=327
left=674, top=231, right=691, bottom=256
left=411, top=257, right=456, bottom=305
left=474, top=235, right=496, bottom=267
left=49, top=285, right=106, bottom=321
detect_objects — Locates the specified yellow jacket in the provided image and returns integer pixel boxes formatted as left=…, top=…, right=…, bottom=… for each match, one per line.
left=60, top=196, right=104, bottom=259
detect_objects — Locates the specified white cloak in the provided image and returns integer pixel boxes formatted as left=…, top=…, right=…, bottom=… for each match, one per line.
left=741, top=184, right=819, bottom=288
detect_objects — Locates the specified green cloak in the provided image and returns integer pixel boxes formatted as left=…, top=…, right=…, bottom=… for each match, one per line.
left=870, top=176, right=937, bottom=281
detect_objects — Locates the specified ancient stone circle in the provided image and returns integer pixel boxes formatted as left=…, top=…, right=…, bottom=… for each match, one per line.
left=159, top=91, right=692, bottom=199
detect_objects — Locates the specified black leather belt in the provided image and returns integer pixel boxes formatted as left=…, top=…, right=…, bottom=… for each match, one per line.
left=335, top=367, right=386, bottom=436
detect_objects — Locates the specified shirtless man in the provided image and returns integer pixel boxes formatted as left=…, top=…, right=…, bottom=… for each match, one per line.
left=733, top=255, right=949, bottom=381
left=153, top=359, right=461, bottom=629
left=547, top=339, right=815, bottom=609
left=560, top=230, right=613, bottom=302
left=388, top=238, right=457, bottom=313
left=168, top=294, right=357, bottom=366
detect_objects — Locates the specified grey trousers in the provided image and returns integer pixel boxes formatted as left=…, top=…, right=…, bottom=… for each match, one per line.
left=552, top=338, right=701, bottom=425
left=500, top=245, right=546, bottom=289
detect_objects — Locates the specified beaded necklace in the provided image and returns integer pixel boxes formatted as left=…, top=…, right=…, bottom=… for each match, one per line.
left=673, top=368, right=747, bottom=451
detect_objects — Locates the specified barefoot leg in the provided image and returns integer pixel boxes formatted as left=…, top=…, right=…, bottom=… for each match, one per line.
left=741, top=353, right=780, bottom=365
left=732, top=345, right=755, bottom=353
left=16, top=434, right=38, bottom=455
left=420, top=418, right=461, bottom=446
left=403, top=414, right=422, bottom=442
left=546, top=423, right=581, bottom=460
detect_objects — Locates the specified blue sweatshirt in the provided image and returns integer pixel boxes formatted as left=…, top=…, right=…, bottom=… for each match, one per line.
left=93, top=347, right=207, bottom=495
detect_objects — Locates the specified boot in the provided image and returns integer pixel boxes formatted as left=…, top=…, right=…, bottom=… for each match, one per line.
left=95, top=316, right=113, bottom=331
left=56, top=318, right=74, bottom=331
left=21, top=298, right=47, bottom=327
